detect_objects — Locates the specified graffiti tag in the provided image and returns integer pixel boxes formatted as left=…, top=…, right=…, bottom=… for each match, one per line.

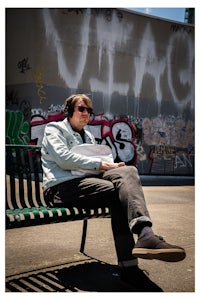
left=34, top=65, right=46, bottom=105
left=17, top=57, right=31, bottom=73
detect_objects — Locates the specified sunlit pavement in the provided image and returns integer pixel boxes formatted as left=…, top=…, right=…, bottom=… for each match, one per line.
left=6, top=184, right=195, bottom=292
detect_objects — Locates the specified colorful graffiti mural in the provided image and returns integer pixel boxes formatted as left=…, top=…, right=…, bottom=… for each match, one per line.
left=6, top=110, right=194, bottom=175
left=30, top=110, right=138, bottom=165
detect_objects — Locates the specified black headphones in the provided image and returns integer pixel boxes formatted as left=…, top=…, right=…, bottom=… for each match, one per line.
left=64, top=94, right=76, bottom=117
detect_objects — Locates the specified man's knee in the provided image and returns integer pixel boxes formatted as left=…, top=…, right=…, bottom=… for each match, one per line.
left=119, top=165, right=139, bottom=177
left=105, top=165, right=139, bottom=180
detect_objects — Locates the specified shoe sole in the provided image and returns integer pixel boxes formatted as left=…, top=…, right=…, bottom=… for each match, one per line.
left=132, top=248, right=186, bottom=262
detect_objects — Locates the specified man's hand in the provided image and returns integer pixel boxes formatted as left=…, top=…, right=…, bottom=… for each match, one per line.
left=99, top=161, right=125, bottom=171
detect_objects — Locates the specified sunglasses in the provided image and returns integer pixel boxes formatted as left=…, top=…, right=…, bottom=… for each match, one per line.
left=75, top=106, right=93, bottom=114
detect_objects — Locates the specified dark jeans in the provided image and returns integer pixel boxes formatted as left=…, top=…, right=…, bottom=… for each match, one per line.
left=45, top=166, right=152, bottom=262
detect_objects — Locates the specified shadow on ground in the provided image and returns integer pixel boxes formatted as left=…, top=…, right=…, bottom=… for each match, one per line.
left=6, top=260, right=163, bottom=292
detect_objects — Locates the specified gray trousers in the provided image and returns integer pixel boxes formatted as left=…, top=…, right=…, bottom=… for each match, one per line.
left=47, top=166, right=152, bottom=263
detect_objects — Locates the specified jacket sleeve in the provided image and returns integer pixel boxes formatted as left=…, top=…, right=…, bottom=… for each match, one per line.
left=42, top=123, right=101, bottom=171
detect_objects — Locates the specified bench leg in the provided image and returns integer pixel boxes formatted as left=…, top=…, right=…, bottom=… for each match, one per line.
left=80, top=219, right=88, bottom=253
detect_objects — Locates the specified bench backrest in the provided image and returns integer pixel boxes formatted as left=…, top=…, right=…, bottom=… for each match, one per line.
left=6, top=144, right=46, bottom=210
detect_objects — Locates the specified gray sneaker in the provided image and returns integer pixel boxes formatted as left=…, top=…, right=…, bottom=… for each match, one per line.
left=132, top=235, right=186, bottom=262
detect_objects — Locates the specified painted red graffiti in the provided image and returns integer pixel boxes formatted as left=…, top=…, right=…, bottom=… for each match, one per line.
left=88, top=114, right=137, bottom=165
left=30, top=112, right=137, bottom=165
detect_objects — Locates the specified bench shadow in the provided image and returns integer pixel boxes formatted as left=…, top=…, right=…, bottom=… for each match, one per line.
left=6, top=260, right=163, bottom=292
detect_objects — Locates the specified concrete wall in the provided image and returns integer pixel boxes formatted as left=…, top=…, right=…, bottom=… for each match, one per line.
left=6, top=8, right=194, bottom=175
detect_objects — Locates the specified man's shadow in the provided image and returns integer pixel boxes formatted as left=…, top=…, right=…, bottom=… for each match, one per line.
left=56, top=261, right=163, bottom=292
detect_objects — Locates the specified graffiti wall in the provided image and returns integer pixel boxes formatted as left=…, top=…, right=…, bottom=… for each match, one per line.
left=6, top=8, right=194, bottom=175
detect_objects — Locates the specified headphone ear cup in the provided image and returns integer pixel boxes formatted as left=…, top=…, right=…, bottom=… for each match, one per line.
left=64, top=105, right=69, bottom=117
left=64, top=95, right=75, bottom=117
left=64, top=104, right=71, bottom=117
left=68, top=105, right=73, bottom=117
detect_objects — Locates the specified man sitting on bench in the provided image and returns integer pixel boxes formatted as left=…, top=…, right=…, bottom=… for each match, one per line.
left=41, top=94, right=186, bottom=291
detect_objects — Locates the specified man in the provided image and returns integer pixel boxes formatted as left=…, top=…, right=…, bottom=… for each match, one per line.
left=41, top=94, right=186, bottom=291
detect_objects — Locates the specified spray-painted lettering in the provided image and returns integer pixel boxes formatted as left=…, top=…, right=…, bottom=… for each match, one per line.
left=34, top=65, right=46, bottom=105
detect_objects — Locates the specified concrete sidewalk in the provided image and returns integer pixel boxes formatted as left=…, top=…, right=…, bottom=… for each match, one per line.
left=5, top=186, right=195, bottom=292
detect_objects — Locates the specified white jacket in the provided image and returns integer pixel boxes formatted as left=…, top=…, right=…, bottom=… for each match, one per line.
left=41, top=118, right=101, bottom=191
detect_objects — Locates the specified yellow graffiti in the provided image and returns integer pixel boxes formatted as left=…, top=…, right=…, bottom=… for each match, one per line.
left=34, top=65, right=46, bottom=105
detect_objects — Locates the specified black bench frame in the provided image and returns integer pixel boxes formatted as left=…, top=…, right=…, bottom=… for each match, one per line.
left=6, top=144, right=111, bottom=253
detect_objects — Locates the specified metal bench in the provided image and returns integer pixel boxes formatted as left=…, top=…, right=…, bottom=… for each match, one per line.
left=6, top=144, right=111, bottom=253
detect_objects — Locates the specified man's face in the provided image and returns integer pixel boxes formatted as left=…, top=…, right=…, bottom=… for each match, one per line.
left=70, top=99, right=91, bottom=130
